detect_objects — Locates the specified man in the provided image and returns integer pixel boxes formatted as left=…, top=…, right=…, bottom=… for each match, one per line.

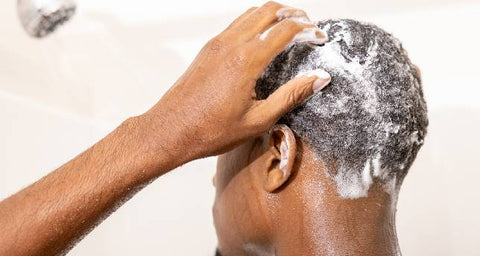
left=0, top=2, right=427, bottom=256
left=212, top=19, right=427, bottom=255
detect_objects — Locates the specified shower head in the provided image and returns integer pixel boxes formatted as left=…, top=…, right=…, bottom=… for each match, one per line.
left=17, top=0, right=76, bottom=38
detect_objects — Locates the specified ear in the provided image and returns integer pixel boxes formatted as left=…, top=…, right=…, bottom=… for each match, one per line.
left=413, top=64, right=422, bottom=80
left=263, top=124, right=297, bottom=193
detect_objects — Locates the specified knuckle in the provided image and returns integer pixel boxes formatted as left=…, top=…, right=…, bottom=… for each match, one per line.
left=244, top=107, right=271, bottom=135
left=296, top=9, right=308, bottom=17
left=253, top=1, right=282, bottom=19
left=282, top=19, right=302, bottom=31
left=234, top=44, right=249, bottom=56
left=253, top=2, right=281, bottom=21
left=288, top=88, right=302, bottom=106
left=287, top=93, right=297, bottom=107
left=234, top=44, right=256, bottom=65
left=249, top=119, right=268, bottom=135
left=228, top=51, right=248, bottom=68
left=264, top=1, right=282, bottom=10
left=206, top=36, right=227, bottom=53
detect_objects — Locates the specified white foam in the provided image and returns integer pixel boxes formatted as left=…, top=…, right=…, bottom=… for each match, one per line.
left=410, top=131, right=423, bottom=145
left=260, top=19, right=427, bottom=199
left=259, top=25, right=274, bottom=41
left=279, top=140, right=288, bottom=173
left=278, top=126, right=294, bottom=175
left=334, top=168, right=369, bottom=198
left=276, top=7, right=311, bottom=24
left=309, top=21, right=385, bottom=198
left=260, top=25, right=327, bottom=45
left=362, top=160, right=373, bottom=190
left=291, top=27, right=327, bottom=45
left=297, top=20, right=403, bottom=198
left=259, top=8, right=327, bottom=45
left=372, top=153, right=383, bottom=177
left=312, top=27, right=379, bottom=115
left=295, top=68, right=331, bottom=80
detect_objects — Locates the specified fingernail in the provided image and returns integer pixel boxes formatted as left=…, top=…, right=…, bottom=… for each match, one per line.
left=288, top=16, right=312, bottom=24
left=276, top=7, right=312, bottom=24
left=295, top=69, right=331, bottom=93
left=310, top=69, right=331, bottom=93
left=315, top=28, right=329, bottom=43
left=292, top=27, right=328, bottom=45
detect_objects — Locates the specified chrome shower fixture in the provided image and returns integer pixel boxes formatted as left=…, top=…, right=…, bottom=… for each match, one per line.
left=17, top=0, right=76, bottom=38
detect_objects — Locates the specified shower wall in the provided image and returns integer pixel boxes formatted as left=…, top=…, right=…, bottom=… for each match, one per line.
left=1, top=1, right=479, bottom=255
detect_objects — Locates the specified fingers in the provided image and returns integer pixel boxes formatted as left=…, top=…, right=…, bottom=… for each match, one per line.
left=226, top=7, right=258, bottom=30
left=275, top=7, right=311, bottom=24
left=252, top=19, right=327, bottom=72
left=251, top=69, right=331, bottom=128
left=233, top=1, right=284, bottom=40
left=229, top=1, right=317, bottom=42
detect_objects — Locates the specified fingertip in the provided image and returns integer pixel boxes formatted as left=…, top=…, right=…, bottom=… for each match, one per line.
left=292, top=26, right=329, bottom=45
left=312, top=77, right=331, bottom=93
left=295, top=69, right=331, bottom=93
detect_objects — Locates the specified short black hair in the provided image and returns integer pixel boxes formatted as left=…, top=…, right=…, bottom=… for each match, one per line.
left=256, top=19, right=428, bottom=198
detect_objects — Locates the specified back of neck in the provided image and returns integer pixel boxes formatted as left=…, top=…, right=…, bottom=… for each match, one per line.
left=273, top=182, right=401, bottom=256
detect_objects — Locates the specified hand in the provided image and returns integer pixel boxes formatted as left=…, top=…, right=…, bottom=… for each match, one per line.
left=0, top=3, right=333, bottom=254
left=142, top=1, right=331, bottom=166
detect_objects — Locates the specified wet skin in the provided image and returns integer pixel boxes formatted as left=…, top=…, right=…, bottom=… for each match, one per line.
left=213, top=125, right=401, bottom=256
left=0, top=2, right=332, bottom=256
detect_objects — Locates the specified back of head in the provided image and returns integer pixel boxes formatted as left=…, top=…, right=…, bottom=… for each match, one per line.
left=256, top=19, right=428, bottom=199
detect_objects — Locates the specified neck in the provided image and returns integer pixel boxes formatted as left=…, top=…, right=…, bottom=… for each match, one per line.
left=219, top=200, right=400, bottom=256
left=271, top=181, right=400, bottom=256
left=265, top=144, right=402, bottom=256
left=266, top=144, right=402, bottom=256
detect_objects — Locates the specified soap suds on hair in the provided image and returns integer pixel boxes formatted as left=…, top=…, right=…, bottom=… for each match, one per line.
left=256, top=19, right=428, bottom=199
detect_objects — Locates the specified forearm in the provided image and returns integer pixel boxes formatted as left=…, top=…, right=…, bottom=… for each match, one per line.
left=0, top=2, right=328, bottom=254
left=0, top=115, right=178, bottom=256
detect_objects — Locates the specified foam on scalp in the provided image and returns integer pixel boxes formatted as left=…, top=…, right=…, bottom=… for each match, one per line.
left=256, top=19, right=428, bottom=199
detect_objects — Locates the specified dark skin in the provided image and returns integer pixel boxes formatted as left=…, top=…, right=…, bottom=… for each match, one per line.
left=0, top=2, right=332, bottom=255
left=213, top=125, right=400, bottom=256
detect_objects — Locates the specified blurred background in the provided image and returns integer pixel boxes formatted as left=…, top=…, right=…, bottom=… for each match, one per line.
left=1, top=0, right=479, bottom=255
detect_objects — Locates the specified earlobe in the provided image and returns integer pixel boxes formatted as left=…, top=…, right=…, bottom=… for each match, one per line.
left=263, top=124, right=297, bottom=193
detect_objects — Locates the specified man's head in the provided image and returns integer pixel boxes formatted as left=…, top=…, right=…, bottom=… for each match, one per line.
left=213, top=19, right=428, bottom=255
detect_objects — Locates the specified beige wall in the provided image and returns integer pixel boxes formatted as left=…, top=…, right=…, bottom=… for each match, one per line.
left=1, top=0, right=479, bottom=255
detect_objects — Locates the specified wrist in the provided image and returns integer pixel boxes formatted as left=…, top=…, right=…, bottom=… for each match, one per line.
left=122, top=113, right=191, bottom=178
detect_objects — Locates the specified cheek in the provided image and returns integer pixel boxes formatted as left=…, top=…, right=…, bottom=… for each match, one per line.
left=213, top=180, right=248, bottom=250
left=213, top=139, right=269, bottom=247
left=213, top=169, right=270, bottom=249
left=215, top=143, right=254, bottom=194
left=214, top=153, right=251, bottom=247
left=214, top=174, right=250, bottom=226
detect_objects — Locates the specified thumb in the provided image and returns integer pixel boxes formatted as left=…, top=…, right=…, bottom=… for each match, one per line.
left=256, top=69, right=331, bottom=125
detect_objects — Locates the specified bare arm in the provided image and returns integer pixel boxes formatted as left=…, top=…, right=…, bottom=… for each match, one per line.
left=0, top=116, right=173, bottom=255
left=0, top=2, right=330, bottom=255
